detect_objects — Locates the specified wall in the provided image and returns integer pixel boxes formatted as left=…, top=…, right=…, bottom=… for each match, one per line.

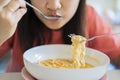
left=87, top=0, right=120, bottom=33
left=87, top=0, right=116, bottom=16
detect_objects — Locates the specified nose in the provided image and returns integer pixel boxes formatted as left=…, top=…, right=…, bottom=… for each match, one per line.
left=46, top=0, right=61, bottom=11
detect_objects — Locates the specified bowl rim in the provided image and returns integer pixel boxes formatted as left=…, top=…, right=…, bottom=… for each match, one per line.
left=23, top=44, right=110, bottom=70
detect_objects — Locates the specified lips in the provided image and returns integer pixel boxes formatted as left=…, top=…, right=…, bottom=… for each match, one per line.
left=47, top=12, right=62, bottom=18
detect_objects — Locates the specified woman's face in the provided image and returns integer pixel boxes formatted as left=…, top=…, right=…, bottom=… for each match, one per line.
left=31, top=0, right=80, bottom=30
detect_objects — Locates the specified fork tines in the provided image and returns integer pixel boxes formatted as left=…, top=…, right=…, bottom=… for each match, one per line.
left=68, top=34, right=76, bottom=38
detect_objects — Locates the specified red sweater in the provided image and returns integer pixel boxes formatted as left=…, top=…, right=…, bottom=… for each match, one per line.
left=0, top=6, right=120, bottom=72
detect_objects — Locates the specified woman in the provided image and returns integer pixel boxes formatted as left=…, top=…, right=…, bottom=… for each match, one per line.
left=0, top=0, right=120, bottom=79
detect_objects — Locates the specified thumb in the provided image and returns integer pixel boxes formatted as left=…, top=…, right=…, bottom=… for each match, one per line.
left=13, top=8, right=27, bottom=23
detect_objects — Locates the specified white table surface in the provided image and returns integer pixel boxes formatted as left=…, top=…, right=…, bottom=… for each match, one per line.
left=0, top=72, right=24, bottom=80
left=0, top=70, right=120, bottom=80
left=107, top=70, right=120, bottom=80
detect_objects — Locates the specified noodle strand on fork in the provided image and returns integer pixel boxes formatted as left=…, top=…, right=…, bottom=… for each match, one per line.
left=71, top=35, right=87, bottom=68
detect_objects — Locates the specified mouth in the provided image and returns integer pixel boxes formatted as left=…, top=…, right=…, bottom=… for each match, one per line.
left=46, top=13, right=62, bottom=20
left=49, top=15, right=62, bottom=18
left=47, top=15, right=62, bottom=20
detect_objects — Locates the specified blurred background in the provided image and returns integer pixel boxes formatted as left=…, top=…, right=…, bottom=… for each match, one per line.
left=0, top=0, right=120, bottom=73
left=87, top=0, right=120, bottom=33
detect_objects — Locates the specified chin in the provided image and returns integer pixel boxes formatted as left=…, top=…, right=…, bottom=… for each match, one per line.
left=46, top=25, right=64, bottom=30
left=48, top=27, right=63, bottom=31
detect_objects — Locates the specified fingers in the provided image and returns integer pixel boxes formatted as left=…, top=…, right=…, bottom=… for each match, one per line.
left=12, top=0, right=27, bottom=24
left=6, top=0, right=27, bottom=22
left=0, top=0, right=11, bottom=9
left=0, top=0, right=27, bottom=24
left=4, top=0, right=26, bottom=14
left=14, top=8, right=27, bottom=24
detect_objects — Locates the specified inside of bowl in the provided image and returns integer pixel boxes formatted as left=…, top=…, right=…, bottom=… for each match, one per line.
left=24, top=44, right=110, bottom=67
left=85, top=48, right=110, bottom=67
left=24, top=45, right=72, bottom=63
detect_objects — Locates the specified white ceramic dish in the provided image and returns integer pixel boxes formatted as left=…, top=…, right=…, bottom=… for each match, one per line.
left=23, top=44, right=110, bottom=80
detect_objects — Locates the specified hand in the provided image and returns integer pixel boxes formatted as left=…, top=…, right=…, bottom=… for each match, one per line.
left=22, top=67, right=36, bottom=80
left=100, top=74, right=107, bottom=80
left=0, top=0, right=27, bottom=45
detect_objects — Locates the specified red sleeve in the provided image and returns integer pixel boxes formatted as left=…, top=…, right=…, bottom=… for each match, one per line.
left=0, top=36, right=13, bottom=58
left=86, top=5, right=120, bottom=60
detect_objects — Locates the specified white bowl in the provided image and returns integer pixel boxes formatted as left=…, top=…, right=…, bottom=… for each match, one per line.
left=23, top=44, right=110, bottom=80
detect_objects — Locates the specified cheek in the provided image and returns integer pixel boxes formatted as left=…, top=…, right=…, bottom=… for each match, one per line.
left=64, top=1, right=79, bottom=20
left=31, top=0, right=46, bottom=10
left=63, top=7, right=77, bottom=24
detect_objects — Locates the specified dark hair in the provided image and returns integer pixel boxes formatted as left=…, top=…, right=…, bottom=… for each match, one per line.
left=18, top=0, right=86, bottom=52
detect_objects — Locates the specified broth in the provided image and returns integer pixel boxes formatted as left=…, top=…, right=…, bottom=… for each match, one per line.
left=40, top=58, right=94, bottom=68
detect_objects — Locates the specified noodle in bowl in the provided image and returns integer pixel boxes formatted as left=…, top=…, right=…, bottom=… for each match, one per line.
left=23, top=44, right=110, bottom=80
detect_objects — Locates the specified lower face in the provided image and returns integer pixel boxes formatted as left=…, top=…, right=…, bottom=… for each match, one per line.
left=31, top=0, right=80, bottom=30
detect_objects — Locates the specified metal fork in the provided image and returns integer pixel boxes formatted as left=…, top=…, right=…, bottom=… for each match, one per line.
left=68, top=33, right=120, bottom=42
left=24, top=1, right=61, bottom=20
